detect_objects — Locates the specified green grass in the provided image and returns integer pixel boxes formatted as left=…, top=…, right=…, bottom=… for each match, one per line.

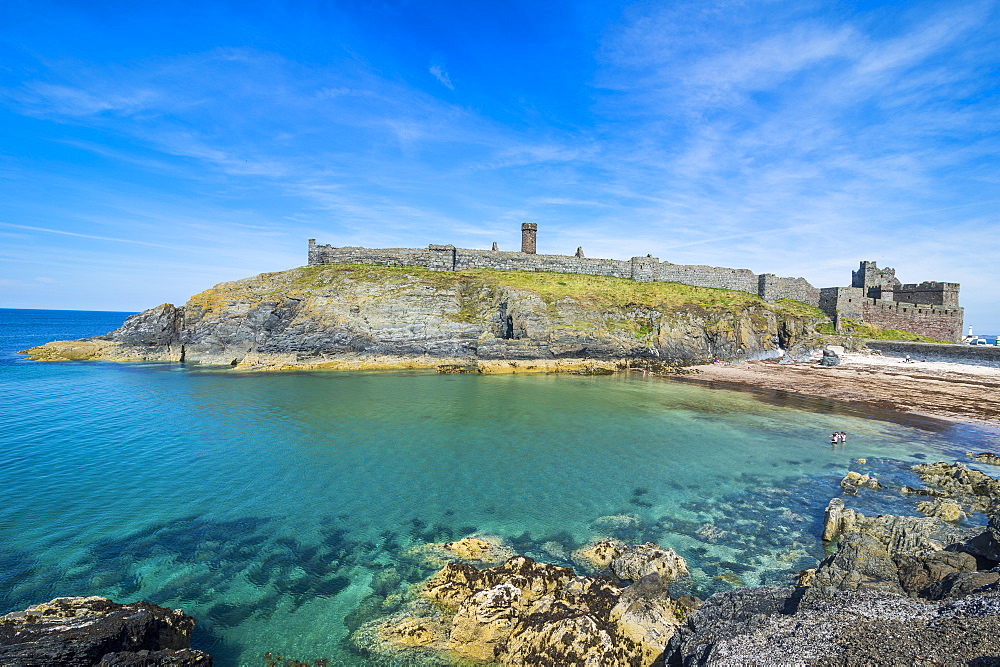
left=283, top=264, right=826, bottom=319
left=816, top=320, right=954, bottom=344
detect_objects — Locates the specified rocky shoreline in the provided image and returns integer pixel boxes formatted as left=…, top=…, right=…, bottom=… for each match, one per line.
left=4, top=455, right=999, bottom=665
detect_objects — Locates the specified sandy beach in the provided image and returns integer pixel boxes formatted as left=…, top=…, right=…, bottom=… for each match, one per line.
left=683, top=351, right=1000, bottom=430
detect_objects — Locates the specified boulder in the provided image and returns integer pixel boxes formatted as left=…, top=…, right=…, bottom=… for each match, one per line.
left=610, top=543, right=688, bottom=583
left=839, top=471, right=882, bottom=495
left=911, top=461, right=1000, bottom=515
left=819, top=349, right=840, bottom=366
left=0, top=597, right=210, bottom=667
left=571, top=538, right=627, bottom=573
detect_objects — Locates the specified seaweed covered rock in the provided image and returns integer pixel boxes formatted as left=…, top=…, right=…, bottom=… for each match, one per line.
left=0, top=597, right=210, bottom=666
left=356, top=548, right=690, bottom=666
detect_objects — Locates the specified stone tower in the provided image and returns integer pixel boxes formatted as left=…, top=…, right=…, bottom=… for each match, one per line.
left=521, top=223, right=537, bottom=254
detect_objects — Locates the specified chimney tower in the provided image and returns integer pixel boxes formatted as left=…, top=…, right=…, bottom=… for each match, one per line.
left=521, top=223, right=537, bottom=254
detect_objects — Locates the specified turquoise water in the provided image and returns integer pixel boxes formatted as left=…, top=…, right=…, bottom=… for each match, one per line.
left=1, top=308, right=997, bottom=665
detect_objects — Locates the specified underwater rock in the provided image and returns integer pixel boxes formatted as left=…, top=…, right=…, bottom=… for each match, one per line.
left=664, top=587, right=1000, bottom=665
left=406, top=535, right=517, bottom=568
left=839, top=471, right=882, bottom=495
left=590, top=513, right=642, bottom=533
left=0, top=597, right=210, bottom=666
left=358, top=550, right=688, bottom=666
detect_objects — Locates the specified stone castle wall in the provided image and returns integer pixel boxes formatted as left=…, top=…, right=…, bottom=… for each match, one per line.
left=860, top=299, right=963, bottom=342
left=308, top=240, right=819, bottom=305
left=307, top=240, right=962, bottom=341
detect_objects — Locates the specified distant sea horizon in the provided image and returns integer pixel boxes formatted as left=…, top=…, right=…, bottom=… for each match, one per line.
left=2, top=307, right=998, bottom=664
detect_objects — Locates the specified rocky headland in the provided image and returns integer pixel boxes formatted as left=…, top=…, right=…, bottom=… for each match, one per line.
left=21, top=263, right=822, bottom=372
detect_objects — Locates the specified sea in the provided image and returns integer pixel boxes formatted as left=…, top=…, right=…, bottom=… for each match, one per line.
left=2, top=308, right=998, bottom=666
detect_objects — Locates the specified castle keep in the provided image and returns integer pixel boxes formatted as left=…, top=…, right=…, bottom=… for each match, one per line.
left=309, top=224, right=963, bottom=341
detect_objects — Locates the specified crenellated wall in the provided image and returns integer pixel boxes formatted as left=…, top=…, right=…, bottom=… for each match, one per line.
left=307, top=240, right=819, bottom=305
left=306, top=239, right=962, bottom=341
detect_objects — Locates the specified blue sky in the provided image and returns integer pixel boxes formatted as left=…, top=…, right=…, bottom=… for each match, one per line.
left=2, top=0, right=998, bottom=331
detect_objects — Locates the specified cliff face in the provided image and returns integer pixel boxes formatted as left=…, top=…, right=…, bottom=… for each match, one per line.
left=22, top=264, right=825, bottom=371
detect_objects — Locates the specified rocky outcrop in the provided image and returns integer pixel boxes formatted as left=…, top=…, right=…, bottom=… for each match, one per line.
left=354, top=549, right=693, bottom=666
left=0, top=597, right=210, bottom=666
left=21, top=264, right=824, bottom=371
left=910, top=461, right=1000, bottom=516
left=970, top=451, right=1000, bottom=466
left=665, top=587, right=1000, bottom=665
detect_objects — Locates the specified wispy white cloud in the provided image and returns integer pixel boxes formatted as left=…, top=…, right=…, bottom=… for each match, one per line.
left=429, top=65, right=455, bottom=90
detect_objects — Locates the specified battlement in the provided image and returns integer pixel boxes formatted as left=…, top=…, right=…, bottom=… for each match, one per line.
left=308, top=232, right=819, bottom=305
left=307, top=226, right=962, bottom=341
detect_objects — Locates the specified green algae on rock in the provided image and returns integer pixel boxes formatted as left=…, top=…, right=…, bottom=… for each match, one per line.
left=21, top=264, right=826, bottom=371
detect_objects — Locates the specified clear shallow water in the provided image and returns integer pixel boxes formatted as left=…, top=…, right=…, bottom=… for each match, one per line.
left=1, top=308, right=997, bottom=665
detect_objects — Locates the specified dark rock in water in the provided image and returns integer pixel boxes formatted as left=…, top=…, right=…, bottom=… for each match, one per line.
left=665, top=587, right=1000, bottom=665
left=98, top=649, right=213, bottom=665
left=0, top=597, right=211, bottom=666
left=818, top=348, right=840, bottom=366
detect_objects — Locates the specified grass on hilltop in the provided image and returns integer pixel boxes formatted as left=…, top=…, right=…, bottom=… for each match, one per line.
left=271, top=263, right=828, bottom=320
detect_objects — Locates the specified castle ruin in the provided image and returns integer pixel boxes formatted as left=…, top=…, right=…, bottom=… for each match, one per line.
left=308, top=225, right=963, bottom=341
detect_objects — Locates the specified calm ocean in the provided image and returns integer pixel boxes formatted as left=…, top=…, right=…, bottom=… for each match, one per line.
left=1, top=308, right=996, bottom=665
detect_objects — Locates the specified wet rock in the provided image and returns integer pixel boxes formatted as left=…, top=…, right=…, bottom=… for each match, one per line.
left=839, top=471, right=882, bottom=495
left=819, top=348, right=840, bottom=366
left=571, top=538, right=626, bottom=573
left=0, top=597, right=210, bottom=667
left=359, top=549, right=687, bottom=666
left=912, top=461, right=1000, bottom=515
left=98, top=649, right=213, bottom=666
left=916, top=497, right=966, bottom=522
left=969, top=451, right=1000, bottom=467
left=610, top=543, right=688, bottom=584
left=664, top=588, right=1000, bottom=665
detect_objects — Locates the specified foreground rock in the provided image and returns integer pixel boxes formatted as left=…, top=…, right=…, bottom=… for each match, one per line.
left=665, top=586, right=1000, bottom=665
left=20, top=264, right=821, bottom=371
left=354, top=549, right=695, bottom=666
left=0, top=597, right=211, bottom=666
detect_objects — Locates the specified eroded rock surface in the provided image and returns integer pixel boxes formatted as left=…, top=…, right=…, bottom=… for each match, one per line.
left=355, top=549, right=691, bottom=666
left=21, top=265, right=822, bottom=371
left=0, top=597, right=210, bottom=666
left=665, top=587, right=1000, bottom=666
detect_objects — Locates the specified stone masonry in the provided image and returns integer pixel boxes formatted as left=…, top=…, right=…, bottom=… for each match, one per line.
left=307, top=227, right=963, bottom=341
